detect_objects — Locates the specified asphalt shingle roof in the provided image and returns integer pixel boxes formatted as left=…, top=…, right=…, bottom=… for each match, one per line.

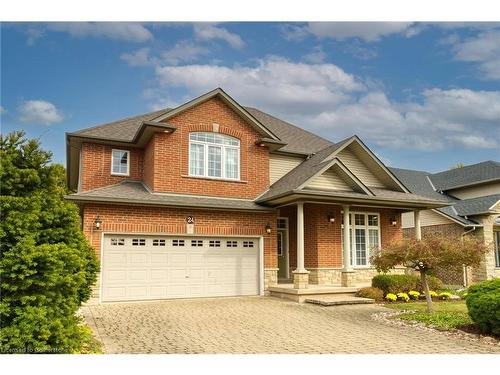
left=65, top=181, right=273, bottom=211
left=390, top=164, right=500, bottom=226
left=429, top=161, right=500, bottom=191
left=69, top=105, right=333, bottom=155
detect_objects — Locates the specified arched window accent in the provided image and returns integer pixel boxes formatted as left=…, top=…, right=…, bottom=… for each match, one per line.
left=189, top=132, right=240, bottom=180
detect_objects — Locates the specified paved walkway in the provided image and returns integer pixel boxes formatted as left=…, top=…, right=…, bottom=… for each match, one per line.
left=82, top=297, right=500, bottom=354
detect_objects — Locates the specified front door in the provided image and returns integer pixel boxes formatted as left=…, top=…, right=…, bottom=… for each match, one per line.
left=277, top=218, right=289, bottom=279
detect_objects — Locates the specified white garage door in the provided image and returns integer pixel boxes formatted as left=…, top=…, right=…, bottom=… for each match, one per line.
left=101, top=235, right=260, bottom=302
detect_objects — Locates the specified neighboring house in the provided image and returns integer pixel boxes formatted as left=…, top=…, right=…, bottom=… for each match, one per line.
left=391, top=162, right=500, bottom=285
left=65, top=88, right=444, bottom=303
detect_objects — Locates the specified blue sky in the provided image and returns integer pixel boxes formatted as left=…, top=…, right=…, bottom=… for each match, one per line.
left=1, top=22, right=499, bottom=171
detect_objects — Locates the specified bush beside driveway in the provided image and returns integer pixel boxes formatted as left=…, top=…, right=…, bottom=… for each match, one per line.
left=82, top=297, right=500, bottom=354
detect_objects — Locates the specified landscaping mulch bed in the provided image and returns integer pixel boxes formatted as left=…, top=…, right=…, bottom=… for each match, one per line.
left=371, top=308, right=500, bottom=347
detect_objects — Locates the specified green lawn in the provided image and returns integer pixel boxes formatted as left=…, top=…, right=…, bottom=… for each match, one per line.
left=385, top=301, right=473, bottom=330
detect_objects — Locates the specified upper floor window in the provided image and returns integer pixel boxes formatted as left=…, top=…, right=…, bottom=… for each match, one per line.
left=189, top=132, right=240, bottom=180
left=111, top=149, right=130, bottom=175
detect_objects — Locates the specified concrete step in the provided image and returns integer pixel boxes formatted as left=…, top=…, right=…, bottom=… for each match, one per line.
left=305, top=296, right=375, bottom=306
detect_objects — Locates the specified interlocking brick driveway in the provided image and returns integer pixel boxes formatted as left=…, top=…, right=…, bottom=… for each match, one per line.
left=82, top=297, right=499, bottom=354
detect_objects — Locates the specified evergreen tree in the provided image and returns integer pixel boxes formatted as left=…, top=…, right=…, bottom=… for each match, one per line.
left=0, top=131, right=98, bottom=353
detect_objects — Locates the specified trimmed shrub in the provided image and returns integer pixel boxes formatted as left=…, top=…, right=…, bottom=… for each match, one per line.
left=397, top=292, right=410, bottom=302
left=372, top=274, right=419, bottom=295
left=416, top=275, right=443, bottom=292
left=385, top=293, right=397, bottom=302
left=466, top=279, right=500, bottom=335
left=355, top=287, right=384, bottom=301
left=408, top=290, right=420, bottom=300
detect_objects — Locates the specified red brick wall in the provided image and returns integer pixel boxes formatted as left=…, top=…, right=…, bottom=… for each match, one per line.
left=80, top=143, right=143, bottom=191
left=279, top=204, right=403, bottom=269
left=145, top=97, right=269, bottom=198
left=80, top=97, right=269, bottom=198
left=82, top=203, right=277, bottom=268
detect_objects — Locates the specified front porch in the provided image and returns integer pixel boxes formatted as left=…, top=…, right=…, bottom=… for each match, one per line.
left=268, top=200, right=426, bottom=301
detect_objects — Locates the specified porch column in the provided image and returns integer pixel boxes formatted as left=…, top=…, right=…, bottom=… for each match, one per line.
left=414, top=210, right=422, bottom=240
left=293, top=202, right=309, bottom=289
left=341, top=205, right=355, bottom=287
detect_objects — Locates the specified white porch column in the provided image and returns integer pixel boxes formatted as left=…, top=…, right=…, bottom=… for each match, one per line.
left=342, top=205, right=353, bottom=271
left=341, top=205, right=354, bottom=287
left=296, top=202, right=305, bottom=272
left=293, top=202, right=309, bottom=289
left=414, top=210, right=422, bottom=240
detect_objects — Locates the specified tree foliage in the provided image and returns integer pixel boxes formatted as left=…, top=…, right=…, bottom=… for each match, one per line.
left=371, top=235, right=487, bottom=313
left=0, top=131, right=98, bottom=353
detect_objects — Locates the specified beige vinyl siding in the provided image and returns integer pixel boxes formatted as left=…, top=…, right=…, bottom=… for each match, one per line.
left=269, top=154, right=304, bottom=185
left=402, top=209, right=454, bottom=229
left=447, top=182, right=500, bottom=200
left=304, top=169, right=353, bottom=191
left=336, top=148, right=386, bottom=188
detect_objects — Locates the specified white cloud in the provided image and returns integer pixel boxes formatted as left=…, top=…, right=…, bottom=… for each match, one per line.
left=451, top=30, right=500, bottom=80
left=120, top=48, right=157, bottom=66
left=306, top=22, right=414, bottom=42
left=152, top=58, right=499, bottom=152
left=17, top=100, right=64, bottom=125
left=193, top=23, right=244, bottom=49
left=155, top=57, right=365, bottom=114
left=46, top=22, right=153, bottom=42
left=0, top=106, right=6, bottom=114
left=26, top=27, right=45, bottom=45
left=161, top=41, right=209, bottom=65
left=302, top=46, right=326, bottom=63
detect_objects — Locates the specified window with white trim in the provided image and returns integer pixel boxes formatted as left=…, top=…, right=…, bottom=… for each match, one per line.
left=189, top=132, right=240, bottom=180
left=111, top=149, right=130, bottom=175
left=341, top=212, right=380, bottom=267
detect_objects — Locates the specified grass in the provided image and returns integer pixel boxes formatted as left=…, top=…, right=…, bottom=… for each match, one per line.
left=385, top=300, right=474, bottom=331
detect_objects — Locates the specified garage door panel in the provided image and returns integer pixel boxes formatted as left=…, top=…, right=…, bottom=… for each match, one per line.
left=102, top=235, right=259, bottom=302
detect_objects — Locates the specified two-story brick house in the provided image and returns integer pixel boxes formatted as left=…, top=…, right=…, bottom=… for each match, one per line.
left=65, top=88, right=445, bottom=303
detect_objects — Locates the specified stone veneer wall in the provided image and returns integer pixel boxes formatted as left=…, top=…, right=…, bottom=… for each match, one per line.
left=308, top=267, right=407, bottom=286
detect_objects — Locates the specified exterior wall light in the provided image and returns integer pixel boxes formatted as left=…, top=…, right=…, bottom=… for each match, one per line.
left=94, top=215, right=103, bottom=230
left=328, top=215, right=335, bottom=223
left=265, top=223, right=272, bottom=234
left=390, top=217, right=397, bottom=226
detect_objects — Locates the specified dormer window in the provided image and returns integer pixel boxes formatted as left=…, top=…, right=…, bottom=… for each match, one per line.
left=189, top=132, right=240, bottom=180
left=111, top=149, right=130, bottom=176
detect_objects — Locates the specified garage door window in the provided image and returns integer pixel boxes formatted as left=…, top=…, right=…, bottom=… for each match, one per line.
left=243, top=241, right=254, bottom=248
left=153, top=239, right=166, bottom=246
left=111, top=238, right=125, bottom=246
left=132, top=238, right=146, bottom=246
left=191, top=240, right=203, bottom=247
left=173, top=239, right=185, bottom=246
left=227, top=240, right=238, bottom=247
left=209, top=240, right=221, bottom=247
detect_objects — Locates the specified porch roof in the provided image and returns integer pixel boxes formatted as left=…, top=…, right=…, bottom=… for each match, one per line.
left=257, top=187, right=449, bottom=209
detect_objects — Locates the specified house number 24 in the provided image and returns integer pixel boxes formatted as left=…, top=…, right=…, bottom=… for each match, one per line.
left=186, top=216, right=195, bottom=224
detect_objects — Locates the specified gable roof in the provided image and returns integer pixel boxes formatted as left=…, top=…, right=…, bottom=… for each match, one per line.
left=452, top=194, right=500, bottom=216
left=257, top=137, right=443, bottom=207
left=429, top=161, right=500, bottom=191
left=389, top=167, right=452, bottom=202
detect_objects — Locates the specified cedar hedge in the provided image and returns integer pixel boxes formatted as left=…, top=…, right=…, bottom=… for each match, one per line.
left=372, top=274, right=443, bottom=295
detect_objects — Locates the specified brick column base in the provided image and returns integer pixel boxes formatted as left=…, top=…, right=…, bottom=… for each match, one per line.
left=293, top=270, right=310, bottom=289
left=341, top=270, right=355, bottom=287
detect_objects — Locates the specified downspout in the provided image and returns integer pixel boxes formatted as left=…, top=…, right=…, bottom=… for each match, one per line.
left=461, top=226, right=476, bottom=287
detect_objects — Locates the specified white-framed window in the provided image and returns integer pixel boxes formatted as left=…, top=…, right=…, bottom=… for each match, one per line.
left=189, top=132, right=240, bottom=180
left=341, top=212, right=380, bottom=267
left=111, top=149, right=130, bottom=175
